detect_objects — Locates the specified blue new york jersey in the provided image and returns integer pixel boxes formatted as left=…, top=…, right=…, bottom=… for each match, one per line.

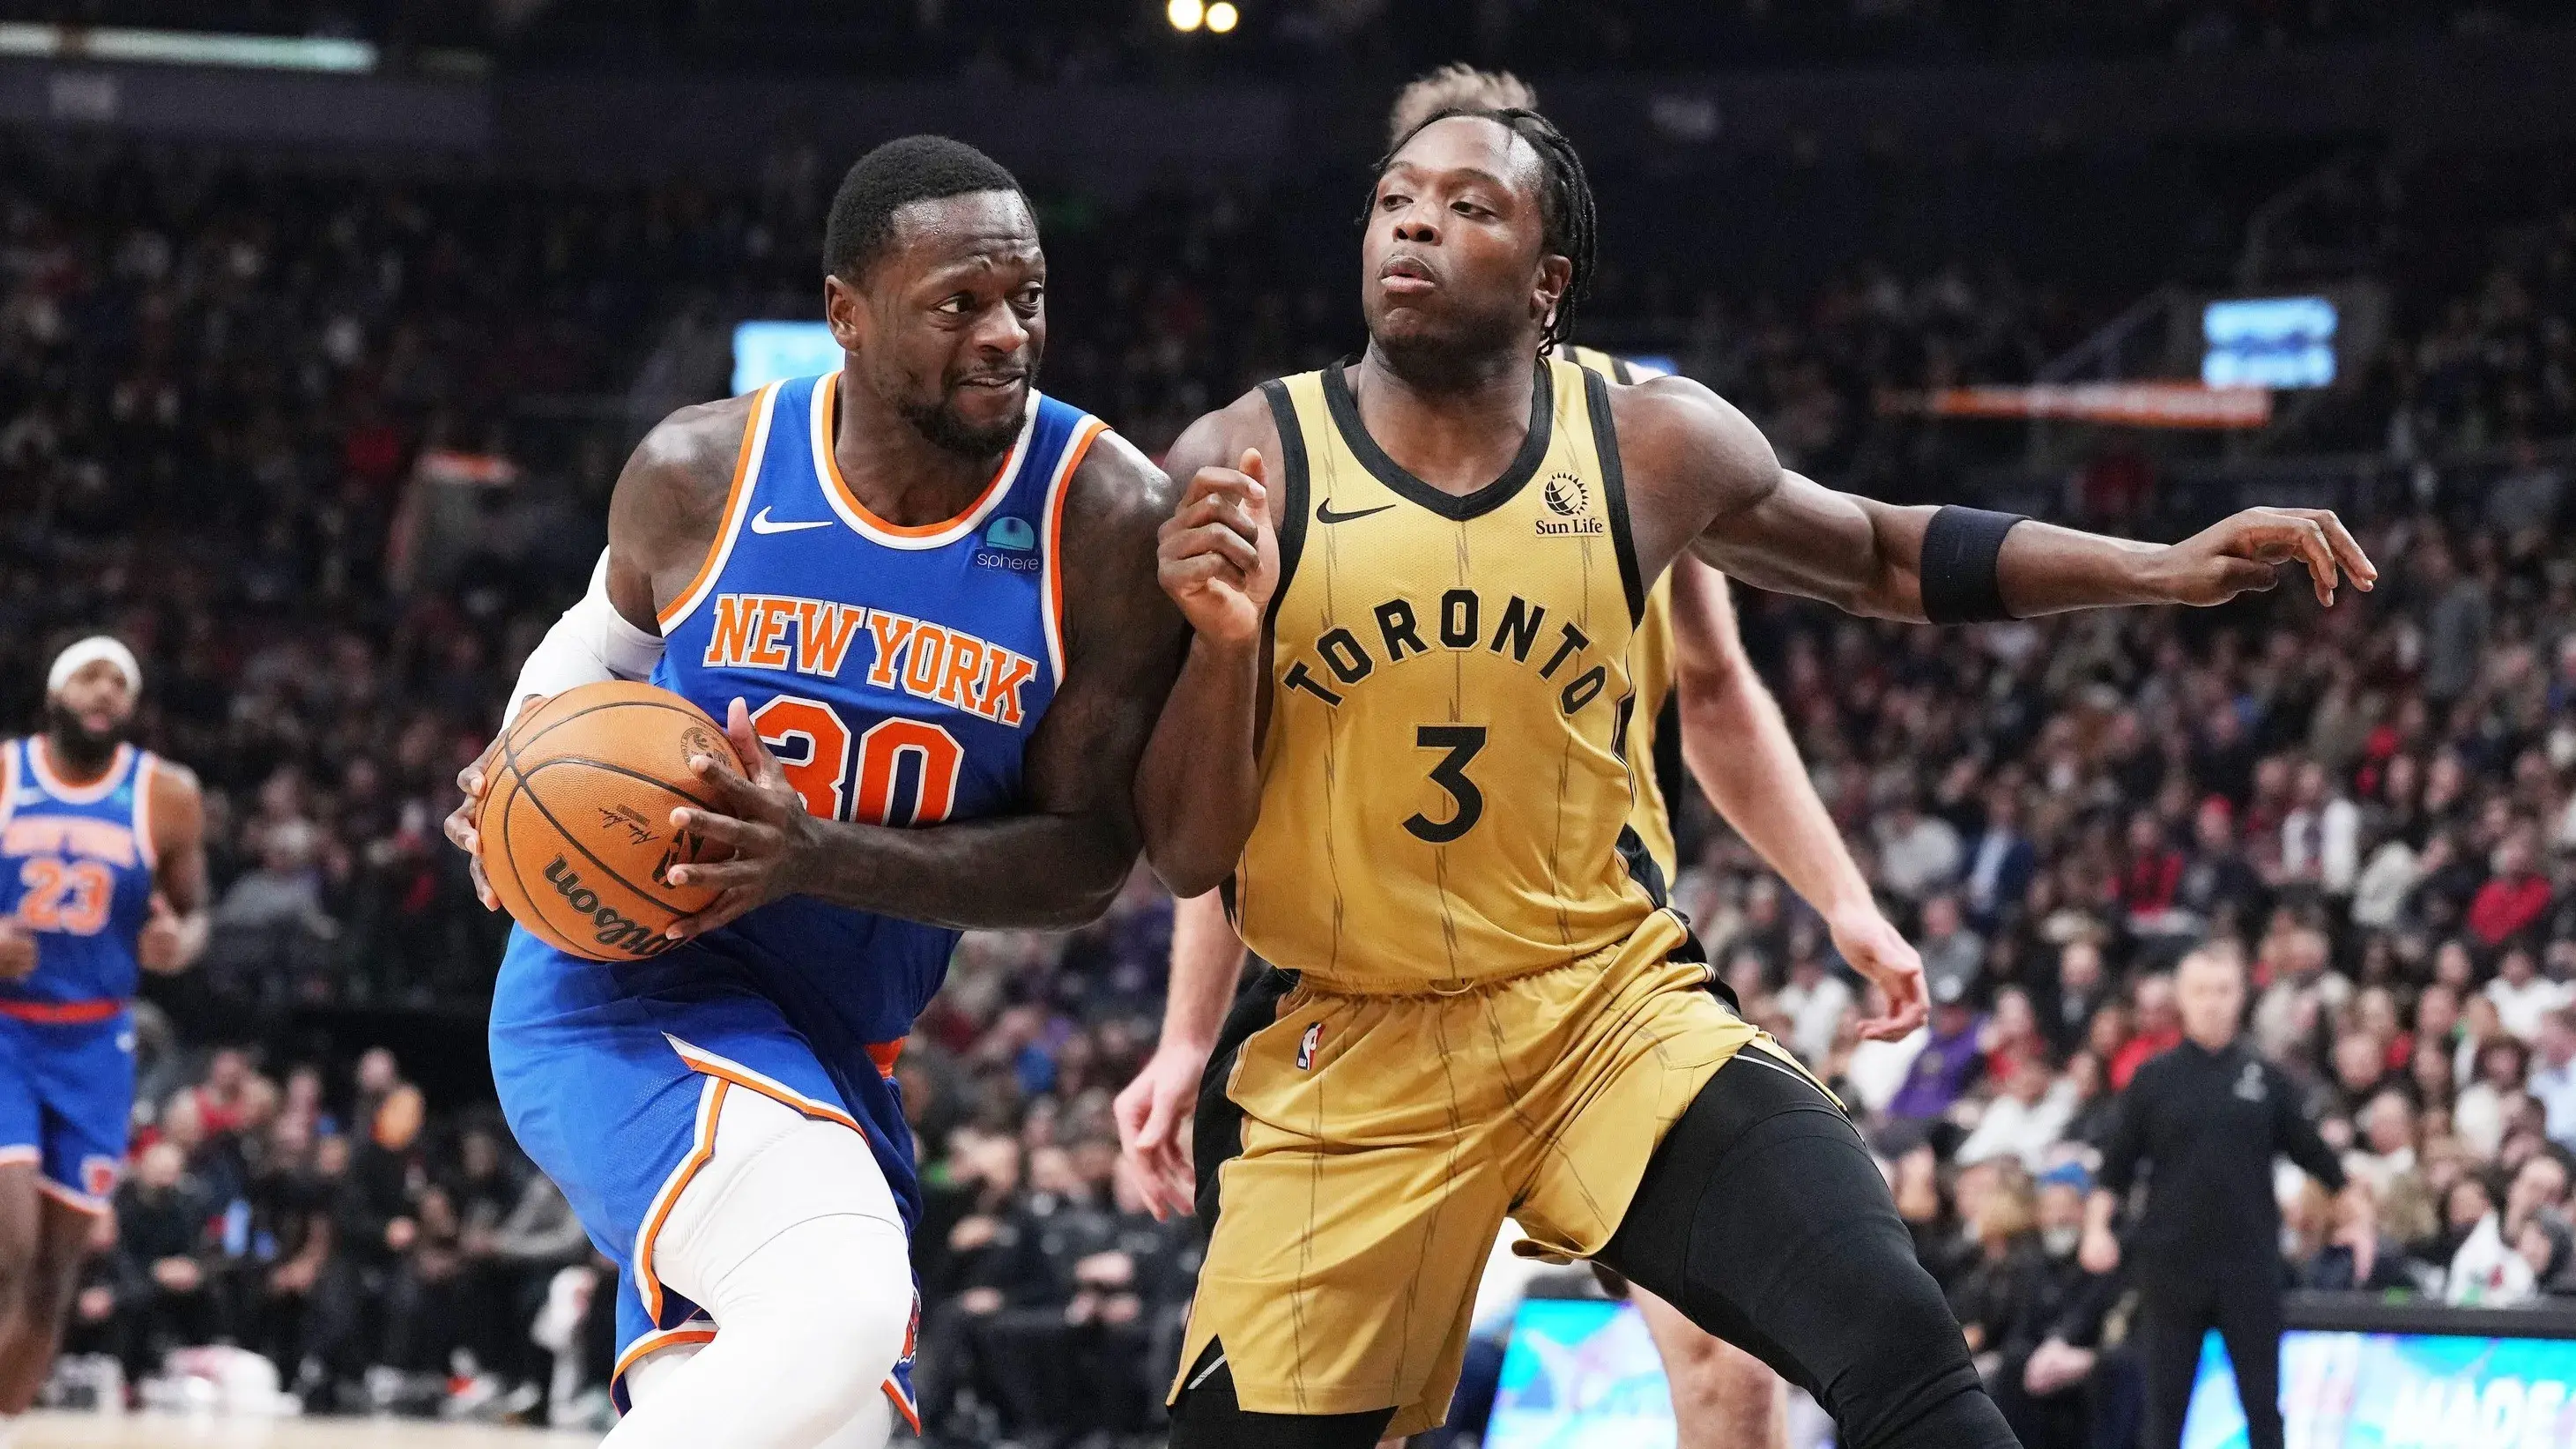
left=650, top=371, right=1097, bottom=1058
left=0, top=739, right=159, bottom=1008
left=0, top=739, right=157, bottom=1208
left=487, top=375, right=1109, bottom=1416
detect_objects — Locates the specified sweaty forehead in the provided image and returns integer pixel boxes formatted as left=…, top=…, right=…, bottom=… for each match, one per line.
left=882, top=190, right=1041, bottom=277
left=1385, top=115, right=1541, bottom=197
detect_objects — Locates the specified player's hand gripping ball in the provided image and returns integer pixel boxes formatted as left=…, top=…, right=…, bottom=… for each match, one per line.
left=471, top=681, right=743, bottom=961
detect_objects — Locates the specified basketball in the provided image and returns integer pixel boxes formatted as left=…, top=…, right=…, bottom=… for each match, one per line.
left=476, top=680, right=742, bottom=962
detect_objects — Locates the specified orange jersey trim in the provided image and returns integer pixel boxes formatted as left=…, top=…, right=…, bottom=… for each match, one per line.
left=612, top=1323, right=720, bottom=1400
left=132, top=752, right=159, bottom=871
left=812, top=373, right=1031, bottom=546
left=865, top=1039, right=903, bottom=1080
left=35, top=1176, right=110, bottom=1215
left=0, top=998, right=125, bottom=1025
left=634, top=1078, right=727, bottom=1326
left=657, top=382, right=780, bottom=631
left=664, top=1034, right=865, bottom=1133
left=26, top=740, right=132, bottom=805
left=1039, top=419, right=1106, bottom=683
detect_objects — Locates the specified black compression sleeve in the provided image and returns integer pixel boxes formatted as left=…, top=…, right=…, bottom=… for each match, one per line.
left=1919, top=506, right=2029, bottom=624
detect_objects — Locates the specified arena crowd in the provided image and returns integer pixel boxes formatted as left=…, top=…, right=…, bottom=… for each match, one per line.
left=3, top=139, right=2575, bottom=1445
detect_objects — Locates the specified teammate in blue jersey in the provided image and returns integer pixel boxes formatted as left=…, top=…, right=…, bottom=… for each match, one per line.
left=0, top=636, right=209, bottom=1444
left=444, top=137, right=1184, bottom=1449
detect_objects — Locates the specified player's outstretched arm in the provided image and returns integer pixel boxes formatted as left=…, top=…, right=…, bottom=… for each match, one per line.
left=1618, top=377, right=2376, bottom=622
left=1667, top=559, right=1925, bottom=1041
left=442, top=396, right=750, bottom=908
left=1114, top=888, right=1246, bottom=1220
left=664, top=433, right=1191, bottom=934
left=1132, top=391, right=1282, bottom=898
left=137, top=759, right=210, bottom=974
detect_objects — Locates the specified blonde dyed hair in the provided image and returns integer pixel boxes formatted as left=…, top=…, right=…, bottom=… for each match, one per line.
left=1386, top=64, right=1539, bottom=149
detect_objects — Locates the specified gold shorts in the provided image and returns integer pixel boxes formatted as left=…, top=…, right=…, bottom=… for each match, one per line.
left=1173, top=910, right=1767, bottom=1438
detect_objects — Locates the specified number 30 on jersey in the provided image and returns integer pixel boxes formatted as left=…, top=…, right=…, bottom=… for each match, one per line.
left=750, top=695, right=963, bottom=828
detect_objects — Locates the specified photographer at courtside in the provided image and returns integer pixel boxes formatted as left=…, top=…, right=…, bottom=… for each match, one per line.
left=2081, top=945, right=2347, bottom=1449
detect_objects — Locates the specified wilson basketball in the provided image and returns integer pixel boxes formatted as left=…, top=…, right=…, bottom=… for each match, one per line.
left=476, top=680, right=742, bottom=962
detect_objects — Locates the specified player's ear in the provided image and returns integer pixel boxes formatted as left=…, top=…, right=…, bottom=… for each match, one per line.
left=1532, top=254, right=1572, bottom=330
left=823, top=272, right=868, bottom=353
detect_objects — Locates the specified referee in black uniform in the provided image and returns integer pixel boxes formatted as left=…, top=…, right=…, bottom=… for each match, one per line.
left=2082, top=945, right=2346, bottom=1449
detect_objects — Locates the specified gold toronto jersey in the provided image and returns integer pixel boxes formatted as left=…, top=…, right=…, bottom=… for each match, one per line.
left=1566, top=346, right=1682, bottom=883
left=1233, top=355, right=1664, bottom=992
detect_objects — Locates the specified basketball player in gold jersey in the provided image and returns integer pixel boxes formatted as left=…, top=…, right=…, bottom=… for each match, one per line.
left=1113, top=65, right=1883, bottom=1449
left=1133, top=102, right=2372, bottom=1448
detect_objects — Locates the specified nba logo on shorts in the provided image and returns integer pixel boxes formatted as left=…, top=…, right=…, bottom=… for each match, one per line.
left=81, top=1155, right=120, bottom=1200
left=1296, top=1022, right=1323, bottom=1070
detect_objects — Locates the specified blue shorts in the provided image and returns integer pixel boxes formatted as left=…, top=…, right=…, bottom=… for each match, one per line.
left=0, top=1009, right=134, bottom=1211
left=487, top=928, right=919, bottom=1426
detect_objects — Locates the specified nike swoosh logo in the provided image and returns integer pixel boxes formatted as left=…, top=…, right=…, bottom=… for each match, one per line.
left=1316, top=501, right=1396, bottom=524
left=748, top=507, right=834, bottom=535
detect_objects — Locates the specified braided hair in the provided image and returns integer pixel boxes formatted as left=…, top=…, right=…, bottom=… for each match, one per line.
left=1372, top=106, right=1599, bottom=358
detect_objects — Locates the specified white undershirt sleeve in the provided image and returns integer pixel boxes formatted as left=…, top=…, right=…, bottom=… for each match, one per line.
left=504, top=549, right=667, bottom=725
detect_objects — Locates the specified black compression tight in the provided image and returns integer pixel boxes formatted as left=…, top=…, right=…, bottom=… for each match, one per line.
left=1598, top=1051, right=2020, bottom=1449
left=1168, top=1052, right=2021, bottom=1449
left=1166, top=1346, right=1396, bottom=1448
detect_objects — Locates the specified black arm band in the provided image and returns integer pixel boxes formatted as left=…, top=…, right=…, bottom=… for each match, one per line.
left=1918, top=506, right=2029, bottom=625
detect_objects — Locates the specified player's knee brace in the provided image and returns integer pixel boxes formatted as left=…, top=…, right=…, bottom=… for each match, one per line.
left=721, top=1213, right=914, bottom=1390
left=623, top=1089, right=915, bottom=1445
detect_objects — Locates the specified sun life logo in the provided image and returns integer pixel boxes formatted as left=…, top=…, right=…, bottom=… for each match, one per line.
left=1536, top=471, right=1604, bottom=537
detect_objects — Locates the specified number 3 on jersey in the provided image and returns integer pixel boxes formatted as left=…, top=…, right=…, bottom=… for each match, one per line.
left=750, top=695, right=962, bottom=828
left=1405, top=724, right=1488, bottom=843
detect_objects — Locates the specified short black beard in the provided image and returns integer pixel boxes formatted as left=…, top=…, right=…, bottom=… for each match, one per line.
left=44, top=700, right=124, bottom=777
left=900, top=391, right=1023, bottom=462
left=1368, top=310, right=1533, bottom=396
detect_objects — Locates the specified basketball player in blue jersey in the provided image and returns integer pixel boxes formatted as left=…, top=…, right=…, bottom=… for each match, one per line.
left=443, top=137, right=1184, bottom=1449
left=0, top=636, right=209, bottom=1446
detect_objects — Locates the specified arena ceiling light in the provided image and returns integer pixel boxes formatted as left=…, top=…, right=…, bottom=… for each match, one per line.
left=0, top=22, right=377, bottom=71
left=1166, top=0, right=1206, bottom=31
left=1206, top=2, right=1240, bottom=32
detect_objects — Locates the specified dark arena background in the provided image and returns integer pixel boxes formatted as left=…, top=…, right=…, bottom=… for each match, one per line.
left=2, top=2, right=2574, bottom=1445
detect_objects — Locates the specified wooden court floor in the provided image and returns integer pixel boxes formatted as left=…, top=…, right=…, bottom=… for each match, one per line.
left=16, top=1413, right=601, bottom=1447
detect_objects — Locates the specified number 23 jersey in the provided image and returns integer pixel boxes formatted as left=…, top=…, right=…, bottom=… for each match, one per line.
left=1234, top=357, right=1668, bottom=992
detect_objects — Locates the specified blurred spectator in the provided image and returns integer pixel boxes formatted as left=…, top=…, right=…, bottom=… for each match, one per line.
left=2281, top=762, right=2362, bottom=897
left=2472, top=831, right=2557, bottom=951
left=2109, top=975, right=2181, bottom=1089
left=1876, top=792, right=1964, bottom=902
left=1889, top=984, right=1986, bottom=1121
left=2528, top=1007, right=2576, bottom=1146
left=108, top=1141, right=217, bottom=1379
left=2301, top=1179, right=2420, bottom=1294
left=2446, top=1154, right=2570, bottom=1304
left=1962, top=785, right=2038, bottom=933
left=2488, top=942, right=2571, bottom=1040
left=1776, top=944, right=1854, bottom=1067
left=1920, top=894, right=1987, bottom=1005
left=1957, top=1053, right=2077, bottom=1170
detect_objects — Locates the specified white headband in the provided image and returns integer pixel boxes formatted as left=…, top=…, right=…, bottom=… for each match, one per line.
left=48, top=636, right=142, bottom=697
